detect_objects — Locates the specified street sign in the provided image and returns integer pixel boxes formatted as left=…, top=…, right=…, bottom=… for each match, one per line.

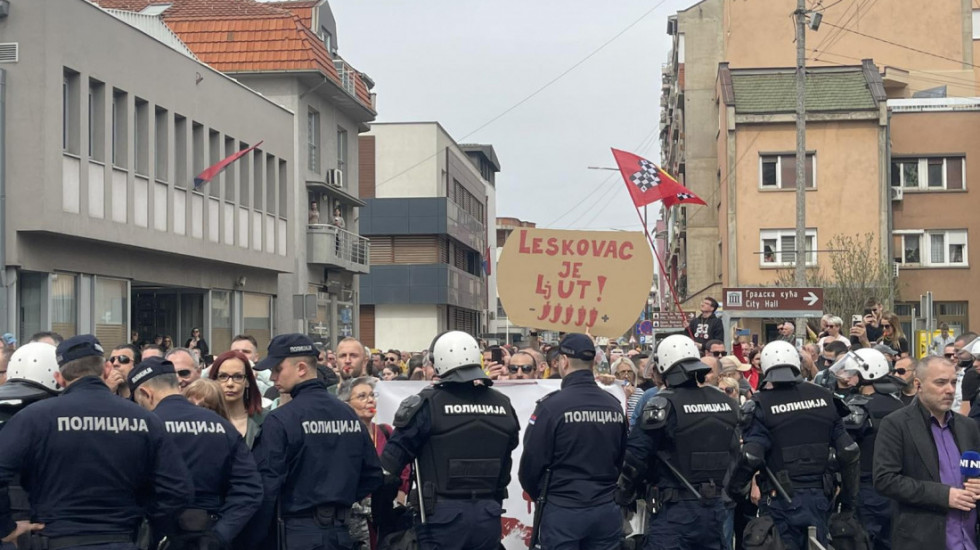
left=637, top=320, right=653, bottom=335
left=722, top=287, right=823, bottom=312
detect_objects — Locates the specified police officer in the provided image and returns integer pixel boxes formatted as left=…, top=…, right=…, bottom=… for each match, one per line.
left=246, top=333, right=382, bottom=550
left=380, top=331, right=520, bottom=550
left=615, top=334, right=738, bottom=550
left=518, top=333, right=627, bottom=549
left=128, top=356, right=262, bottom=550
left=726, top=340, right=860, bottom=550
left=0, top=342, right=62, bottom=550
left=0, top=334, right=193, bottom=549
left=838, top=348, right=903, bottom=550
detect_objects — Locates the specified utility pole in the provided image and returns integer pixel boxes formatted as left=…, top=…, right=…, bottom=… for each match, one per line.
left=794, top=0, right=808, bottom=342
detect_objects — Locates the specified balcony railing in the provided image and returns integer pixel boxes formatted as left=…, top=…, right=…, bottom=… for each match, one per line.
left=307, top=224, right=370, bottom=274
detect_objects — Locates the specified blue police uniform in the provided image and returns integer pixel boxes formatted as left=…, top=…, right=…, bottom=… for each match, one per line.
left=152, top=394, right=262, bottom=546
left=248, top=378, right=383, bottom=550
left=0, top=376, right=193, bottom=549
left=519, top=368, right=627, bottom=550
left=381, top=378, right=520, bottom=550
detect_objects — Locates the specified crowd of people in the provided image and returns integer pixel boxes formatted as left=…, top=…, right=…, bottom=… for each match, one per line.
left=0, top=296, right=978, bottom=550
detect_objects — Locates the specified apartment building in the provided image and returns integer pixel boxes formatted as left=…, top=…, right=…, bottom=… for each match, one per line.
left=357, top=123, right=497, bottom=352
left=1, top=0, right=294, bottom=351
left=96, top=0, right=378, bottom=349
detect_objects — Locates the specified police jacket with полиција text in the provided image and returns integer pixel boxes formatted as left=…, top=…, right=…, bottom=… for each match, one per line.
left=153, top=394, right=262, bottom=544
left=249, top=379, right=382, bottom=524
left=0, top=376, right=193, bottom=539
left=519, top=369, right=627, bottom=506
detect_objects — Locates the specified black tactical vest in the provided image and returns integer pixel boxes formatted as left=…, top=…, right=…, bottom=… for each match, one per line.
left=661, top=387, right=738, bottom=485
left=416, top=384, right=518, bottom=499
left=858, top=391, right=903, bottom=474
left=755, top=382, right=839, bottom=480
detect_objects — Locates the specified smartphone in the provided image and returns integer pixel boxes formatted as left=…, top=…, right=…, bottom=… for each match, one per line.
left=863, top=308, right=874, bottom=317
left=736, top=328, right=751, bottom=336
left=490, top=348, right=503, bottom=364
left=596, top=361, right=610, bottom=375
left=752, top=334, right=759, bottom=346
left=852, top=314, right=862, bottom=326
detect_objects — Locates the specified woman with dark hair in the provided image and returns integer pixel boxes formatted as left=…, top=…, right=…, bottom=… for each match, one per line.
left=184, top=327, right=209, bottom=356
left=746, top=349, right=763, bottom=391
left=209, top=350, right=264, bottom=447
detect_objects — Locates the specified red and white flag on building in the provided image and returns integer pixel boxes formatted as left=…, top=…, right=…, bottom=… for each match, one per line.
left=610, top=148, right=705, bottom=208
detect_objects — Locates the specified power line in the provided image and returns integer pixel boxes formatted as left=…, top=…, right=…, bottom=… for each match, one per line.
left=821, top=21, right=979, bottom=69
left=373, top=0, right=671, bottom=191
left=808, top=49, right=980, bottom=90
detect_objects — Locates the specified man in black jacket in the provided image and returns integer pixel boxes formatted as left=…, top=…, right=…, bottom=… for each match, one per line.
left=688, top=297, right=724, bottom=353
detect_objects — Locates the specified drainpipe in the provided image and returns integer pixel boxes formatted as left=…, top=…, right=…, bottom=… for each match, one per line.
left=0, top=69, right=7, bottom=331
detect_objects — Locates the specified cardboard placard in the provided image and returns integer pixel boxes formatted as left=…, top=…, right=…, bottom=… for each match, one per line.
left=497, top=228, right=654, bottom=338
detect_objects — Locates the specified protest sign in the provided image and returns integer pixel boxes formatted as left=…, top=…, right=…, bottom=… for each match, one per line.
left=497, top=228, right=654, bottom=337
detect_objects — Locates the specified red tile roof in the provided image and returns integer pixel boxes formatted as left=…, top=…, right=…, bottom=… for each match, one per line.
left=92, top=0, right=374, bottom=114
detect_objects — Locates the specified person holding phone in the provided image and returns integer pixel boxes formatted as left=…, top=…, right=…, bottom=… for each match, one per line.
left=482, top=345, right=510, bottom=380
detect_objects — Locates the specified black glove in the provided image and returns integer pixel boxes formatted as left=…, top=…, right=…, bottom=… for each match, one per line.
left=382, top=470, right=402, bottom=491
left=614, top=474, right=636, bottom=507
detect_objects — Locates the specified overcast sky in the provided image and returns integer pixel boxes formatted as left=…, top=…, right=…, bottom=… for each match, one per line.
left=331, top=0, right=695, bottom=232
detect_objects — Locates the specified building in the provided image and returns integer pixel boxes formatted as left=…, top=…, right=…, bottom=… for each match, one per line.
left=95, top=0, right=378, bottom=349
left=660, top=0, right=979, bottom=335
left=357, top=123, right=497, bottom=351
left=890, top=98, right=980, bottom=335
left=1, top=0, right=295, bottom=352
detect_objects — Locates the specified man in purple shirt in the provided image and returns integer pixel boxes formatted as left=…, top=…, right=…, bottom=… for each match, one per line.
left=875, top=355, right=980, bottom=550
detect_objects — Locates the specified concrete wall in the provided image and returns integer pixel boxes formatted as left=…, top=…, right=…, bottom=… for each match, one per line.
left=891, top=108, right=980, bottom=329
left=369, top=124, right=441, bottom=198
left=375, top=303, right=442, bottom=352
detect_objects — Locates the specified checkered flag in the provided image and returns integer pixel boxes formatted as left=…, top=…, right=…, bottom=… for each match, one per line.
left=630, top=159, right=662, bottom=192
left=675, top=192, right=695, bottom=201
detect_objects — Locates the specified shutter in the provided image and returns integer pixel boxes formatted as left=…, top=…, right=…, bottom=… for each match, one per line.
left=358, top=136, right=375, bottom=198
left=947, top=157, right=964, bottom=190
left=392, top=236, right=438, bottom=264
left=780, top=155, right=796, bottom=189
left=359, top=305, right=375, bottom=348
left=370, top=236, right=394, bottom=265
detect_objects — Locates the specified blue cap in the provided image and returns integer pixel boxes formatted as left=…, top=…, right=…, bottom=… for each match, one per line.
left=56, top=334, right=105, bottom=367
left=558, top=333, right=596, bottom=361
left=127, top=356, right=176, bottom=392
left=254, top=333, right=317, bottom=371
left=2, top=333, right=16, bottom=346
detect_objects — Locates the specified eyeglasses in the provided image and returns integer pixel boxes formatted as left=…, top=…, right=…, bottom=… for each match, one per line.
left=724, top=387, right=737, bottom=395
left=109, top=355, right=132, bottom=365
left=944, top=353, right=956, bottom=359
left=351, top=391, right=379, bottom=401
left=615, top=370, right=634, bottom=379
left=508, top=364, right=535, bottom=374
left=217, top=373, right=245, bottom=383
left=385, top=356, right=399, bottom=362
left=893, top=368, right=908, bottom=376
left=711, top=351, right=728, bottom=357
left=176, top=369, right=193, bottom=378
left=882, top=324, right=892, bottom=328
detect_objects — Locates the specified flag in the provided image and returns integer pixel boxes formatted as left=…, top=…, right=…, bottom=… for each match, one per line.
left=194, top=140, right=264, bottom=190
left=482, top=246, right=492, bottom=276
left=610, top=148, right=705, bottom=208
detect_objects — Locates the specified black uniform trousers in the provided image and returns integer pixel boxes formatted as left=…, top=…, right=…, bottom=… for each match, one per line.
left=414, top=500, right=502, bottom=550
left=758, top=488, right=830, bottom=550
left=644, top=499, right=729, bottom=550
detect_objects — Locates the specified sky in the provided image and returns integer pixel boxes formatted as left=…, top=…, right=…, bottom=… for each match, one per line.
left=330, top=0, right=696, bottom=232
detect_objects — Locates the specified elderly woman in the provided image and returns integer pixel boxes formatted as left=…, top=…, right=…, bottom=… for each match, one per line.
left=612, top=357, right=644, bottom=420
left=817, top=315, right=849, bottom=352
left=339, top=377, right=409, bottom=549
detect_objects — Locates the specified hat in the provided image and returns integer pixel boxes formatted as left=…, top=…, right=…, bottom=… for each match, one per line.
left=254, top=333, right=317, bottom=371
left=874, top=343, right=899, bottom=357
left=56, top=334, right=105, bottom=367
left=720, top=356, right=752, bottom=373
left=2, top=333, right=15, bottom=346
left=127, top=356, right=176, bottom=393
left=558, top=333, right=596, bottom=361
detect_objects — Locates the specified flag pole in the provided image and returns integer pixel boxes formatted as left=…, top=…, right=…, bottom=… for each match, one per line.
left=632, top=204, right=694, bottom=340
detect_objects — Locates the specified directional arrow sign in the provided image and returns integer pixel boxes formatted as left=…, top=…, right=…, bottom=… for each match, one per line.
left=722, top=287, right=824, bottom=313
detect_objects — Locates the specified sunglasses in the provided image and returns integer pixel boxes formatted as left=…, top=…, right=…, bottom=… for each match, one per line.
left=893, top=368, right=908, bottom=375
left=508, top=364, right=535, bottom=374
left=615, top=370, right=634, bottom=378
left=711, top=351, right=728, bottom=357
left=724, top=387, right=737, bottom=395
left=944, top=353, right=956, bottom=359
left=216, top=373, right=245, bottom=382
left=385, top=356, right=399, bottom=362
left=109, top=355, right=132, bottom=365
left=175, top=369, right=193, bottom=378
left=882, top=324, right=892, bottom=328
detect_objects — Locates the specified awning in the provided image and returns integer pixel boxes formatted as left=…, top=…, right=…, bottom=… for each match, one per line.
left=306, top=180, right=366, bottom=207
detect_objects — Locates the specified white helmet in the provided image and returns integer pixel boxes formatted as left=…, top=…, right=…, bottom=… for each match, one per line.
left=430, top=331, right=482, bottom=377
left=964, top=336, right=980, bottom=358
left=829, top=349, right=890, bottom=382
left=7, top=342, right=61, bottom=392
left=760, top=340, right=801, bottom=382
left=655, top=335, right=701, bottom=374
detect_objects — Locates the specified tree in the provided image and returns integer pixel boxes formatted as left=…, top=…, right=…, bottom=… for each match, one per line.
left=773, top=233, right=897, bottom=321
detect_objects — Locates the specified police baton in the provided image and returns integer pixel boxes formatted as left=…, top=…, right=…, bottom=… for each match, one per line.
left=764, top=465, right=793, bottom=504
left=656, top=453, right=701, bottom=500
left=414, top=459, right=427, bottom=524
left=529, top=469, right=551, bottom=550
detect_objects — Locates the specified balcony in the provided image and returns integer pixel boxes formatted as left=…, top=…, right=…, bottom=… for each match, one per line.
left=307, top=224, right=370, bottom=274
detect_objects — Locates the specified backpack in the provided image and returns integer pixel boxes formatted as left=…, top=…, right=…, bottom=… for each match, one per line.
left=828, top=512, right=870, bottom=550
left=743, top=515, right=787, bottom=550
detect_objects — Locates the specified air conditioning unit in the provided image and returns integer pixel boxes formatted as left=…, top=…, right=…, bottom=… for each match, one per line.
left=326, top=168, right=343, bottom=188
left=891, top=187, right=904, bottom=201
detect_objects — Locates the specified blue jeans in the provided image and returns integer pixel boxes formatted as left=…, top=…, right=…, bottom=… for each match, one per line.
left=415, top=500, right=501, bottom=550
left=539, top=501, right=622, bottom=550
left=760, top=488, right=830, bottom=550
left=644, top=499, right=730, bottom=550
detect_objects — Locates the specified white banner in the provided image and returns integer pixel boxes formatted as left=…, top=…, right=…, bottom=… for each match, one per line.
left=375, top=380, right=626, bottom=550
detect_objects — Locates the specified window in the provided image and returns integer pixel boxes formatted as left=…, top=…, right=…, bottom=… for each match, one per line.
left=95, top=277, right=128, bottom=352
left=307, top=108, right=320, bottom=173
left=759, top=153, right=815, bottom=189
left=62, top=70, right=80, bottom=154
left=174, top=115, right=187, bottom=187
left=134, top=98, right=149, bottom=175
left=895, top=229, right=967, bottom=267
left=337, top=126, right=348, bottom=174
left=760, top=229, right=817, bottom=267
left=88, top=79, right=105, bottom=161
left=891, top=157, right=964, bottom=190
left=111, top=89, right=128, bottom=167
left=239, top=141, right=251, bottom=206
left=154, top=107, right=168, bottom=181
left=974, top=9, right=980, bottom=40
left=319, top=27, right=333, bottom=55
